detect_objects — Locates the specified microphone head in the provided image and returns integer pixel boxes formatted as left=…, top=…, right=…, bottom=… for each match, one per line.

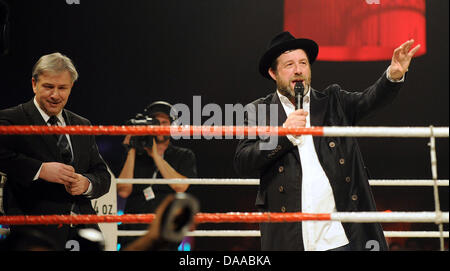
left=294, top=81, right=305, bottom=96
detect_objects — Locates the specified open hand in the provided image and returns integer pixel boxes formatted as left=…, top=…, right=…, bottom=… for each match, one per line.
left=389, top=39, right=421, bottom=80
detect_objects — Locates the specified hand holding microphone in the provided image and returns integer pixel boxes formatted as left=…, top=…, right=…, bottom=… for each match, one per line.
left=284, top=81, right=308, bottom=129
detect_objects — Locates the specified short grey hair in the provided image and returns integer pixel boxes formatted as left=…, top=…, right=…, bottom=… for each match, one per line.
left=32, top=52, right=79, bottom=83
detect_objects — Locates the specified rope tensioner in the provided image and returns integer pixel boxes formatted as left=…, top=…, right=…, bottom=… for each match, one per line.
left=0, top=211, right=448, bottom=225
left=0, top=125, right=448, bottom=137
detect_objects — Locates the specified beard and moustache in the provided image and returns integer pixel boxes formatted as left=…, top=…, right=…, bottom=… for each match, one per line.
left=277, top=75, right=311, bottom=100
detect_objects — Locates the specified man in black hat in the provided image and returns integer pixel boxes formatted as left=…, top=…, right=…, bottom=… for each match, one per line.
left=234, top=32, right=420, bottom=251
left=116, top=101, right=197, bottom=249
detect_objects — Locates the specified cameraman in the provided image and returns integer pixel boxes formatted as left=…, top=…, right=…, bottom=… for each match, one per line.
left=117, top=101, right=197, bottom=249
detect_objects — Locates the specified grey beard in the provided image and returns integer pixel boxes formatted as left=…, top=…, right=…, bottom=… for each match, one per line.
left=278, top=84, right=310, bottom=100
left=278, top=87, right=295, bottom=99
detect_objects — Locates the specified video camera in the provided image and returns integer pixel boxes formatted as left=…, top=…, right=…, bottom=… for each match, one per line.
left=126, top=113, right=160, bottom=154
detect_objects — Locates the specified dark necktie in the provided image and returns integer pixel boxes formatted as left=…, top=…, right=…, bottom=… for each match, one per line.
left=48, top=116, right=73, bottom=165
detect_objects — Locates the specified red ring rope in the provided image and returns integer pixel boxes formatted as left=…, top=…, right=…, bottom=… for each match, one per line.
left=0, top=212, right=331, bottom=225
left=0, top=125, right=324, bottom=136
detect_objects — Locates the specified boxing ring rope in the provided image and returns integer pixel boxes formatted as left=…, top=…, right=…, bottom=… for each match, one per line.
left=1, top=211, right=448, bottom=225
left=0, top=125, right=448, bottom=137
left=0, top=124, right=448, bottom=250
left=116, top=178, right=449, bottom=187
left=118, top=230, right=450, bottom=238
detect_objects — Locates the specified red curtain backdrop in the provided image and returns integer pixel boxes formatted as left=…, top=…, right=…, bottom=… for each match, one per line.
left=284, top=0, right=426, bottom=61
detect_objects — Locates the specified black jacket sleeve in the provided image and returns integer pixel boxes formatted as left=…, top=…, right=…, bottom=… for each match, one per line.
left=234, top=97, right=296, bottom=178
left=0, top=107, right=43, bottom=189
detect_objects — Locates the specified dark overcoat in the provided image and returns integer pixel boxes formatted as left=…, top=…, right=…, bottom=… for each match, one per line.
left=234, top=72, right=402, bottom=251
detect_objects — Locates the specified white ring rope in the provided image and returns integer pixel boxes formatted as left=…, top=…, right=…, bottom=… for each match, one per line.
left=117, top=230, right=449, bottom=238
left=383, top=231, right=449, bottom=238
left=428, top=126, right=445, bottom=250
left=329, top=211, right=448, bottom=223
left=116, top=178, right=450, bottom=187
left=322, top=126, right=449, bottom=137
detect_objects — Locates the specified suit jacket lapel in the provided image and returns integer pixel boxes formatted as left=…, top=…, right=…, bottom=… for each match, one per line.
left=310, top=88, right=329, bottom=152
left=269, top=92, right=287, bottom=126
left=22, top=99, right=60, bottom=160
left=269, top=92, right=300, bottom=164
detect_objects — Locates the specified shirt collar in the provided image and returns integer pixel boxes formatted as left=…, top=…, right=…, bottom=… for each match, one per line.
left=277, top=85, right=311, bottom=107
left=33, top=96, right=64, bottom=124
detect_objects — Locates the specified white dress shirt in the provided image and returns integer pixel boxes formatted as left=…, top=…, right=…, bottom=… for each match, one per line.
left=278, top=88, right=349, bottom=251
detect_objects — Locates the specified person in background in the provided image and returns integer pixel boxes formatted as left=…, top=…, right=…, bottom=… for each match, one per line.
left=117, top=101, right=197, bottom=249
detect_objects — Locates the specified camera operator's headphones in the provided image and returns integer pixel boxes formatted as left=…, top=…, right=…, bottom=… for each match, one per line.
left=0, top=0, right=10, bottom=56
left=144, top=101, right=177, bottom=123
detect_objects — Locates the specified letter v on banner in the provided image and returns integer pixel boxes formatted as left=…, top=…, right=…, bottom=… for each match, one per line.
left=284, top=0, right=426, bottom=61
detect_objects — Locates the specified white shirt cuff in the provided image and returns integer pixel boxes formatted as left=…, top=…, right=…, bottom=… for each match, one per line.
left=287, top=134, right=304, bottom=146
left=386, top=66, right=405, bottom=82
left=283, top=124, right=304, bottom=146
left=83, top=179, right=93, bottom=196
left=33, top=164, right=43, bottom=181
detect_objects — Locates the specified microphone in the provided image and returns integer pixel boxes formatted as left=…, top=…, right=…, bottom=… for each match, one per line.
left=294, top=81, right=305, bottom=110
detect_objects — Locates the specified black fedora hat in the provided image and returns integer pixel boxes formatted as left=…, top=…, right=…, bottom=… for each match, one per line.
left=258, top=31, right=319, bottom=79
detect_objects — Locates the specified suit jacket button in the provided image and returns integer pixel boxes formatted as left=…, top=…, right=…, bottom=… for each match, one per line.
left=345, top=176, right=351, bottom=183
left=278, top=185, right=284, bottom=193
left=351, top=194, right=358, bottom=201
left=281, top=206, right=286, bottom=212
left=329, top=141, right=336, bottom=148
left=278, top=166, right=284, bottom=173
left=339, top=158, right=345, bottom=165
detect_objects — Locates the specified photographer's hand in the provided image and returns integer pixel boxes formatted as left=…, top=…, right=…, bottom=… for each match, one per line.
left=146, top=138, right=165, bottom=159
left=122, top=135, right=134, bottom=151
left=146, top=139, right=189, bottom=193
left=123, top=135, right=131, bottom=145
left=117, top=135, right=136, bottom=198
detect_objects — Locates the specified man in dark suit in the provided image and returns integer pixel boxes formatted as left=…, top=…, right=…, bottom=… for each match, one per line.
left=234, top=32, right=420, bottom=251
left=0, top=52, right=111, bottom=250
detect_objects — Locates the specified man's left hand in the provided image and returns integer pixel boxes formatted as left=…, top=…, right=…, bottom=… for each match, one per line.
left=389, top=39, right=421, bottom=80
left=65, top=173, right=90, bottom=195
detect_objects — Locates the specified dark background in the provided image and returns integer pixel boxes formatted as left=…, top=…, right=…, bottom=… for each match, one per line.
left=0, top=0, right=448, bottom=250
